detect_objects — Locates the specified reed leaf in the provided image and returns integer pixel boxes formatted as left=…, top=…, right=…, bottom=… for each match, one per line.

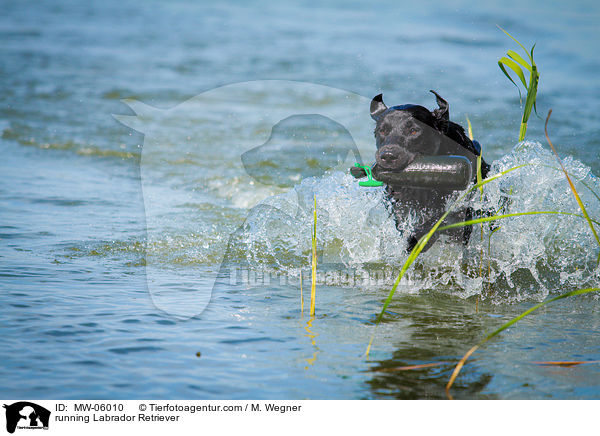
left=476, top=156, right=483, bottom=195
left=497, top=25, right=530, bottom=60
left=310, top=194, right=317, bottom=316
left=498, top=56, right=528, bottom=90
left=545, top=110, right=600, bottom=263
left=506, top=50, right=532, bottom=72
left=365, top=164, right=530, bottom=357
left=366, top=162, right=600, bottom=357
left=375, top=362, right=444, bottom=372
left=300, top=270, right=304, bottom=316
left=467, top=115, right=485, bottom=297
left=466, top=116, right=473, bottom=141
left=580, top=180, right=600, bottom=205
left=522, top=59, right=539, bottom=120
left=537, top=163, right=600, bottom=205
left=497, top=26, right=540, bottom=141
left=438, top=211, right=600, bottom=232
left=466, top=116, right=483, bottom=196
left=531, top=360, right=600, bottom=366
left=446, top=287, right=600, bottom=397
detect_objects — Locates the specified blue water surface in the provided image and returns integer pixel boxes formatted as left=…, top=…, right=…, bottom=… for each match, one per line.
left=1, top=0, right=600, bottom=399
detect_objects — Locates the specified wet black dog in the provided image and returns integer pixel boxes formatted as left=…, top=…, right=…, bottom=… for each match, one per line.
left=351, top=90, right=490, bottom=251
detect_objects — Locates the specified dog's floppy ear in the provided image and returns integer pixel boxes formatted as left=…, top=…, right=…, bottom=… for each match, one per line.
left=430, top=90, right=449, bottom=132
left=370, top=94, right=388, bottom=121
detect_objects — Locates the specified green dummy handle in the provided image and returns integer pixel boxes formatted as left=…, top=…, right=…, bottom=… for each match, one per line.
left=354, top=163, right=384, bottom=187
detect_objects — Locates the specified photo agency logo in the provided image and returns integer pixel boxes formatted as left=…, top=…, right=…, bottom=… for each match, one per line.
left=3, top=402, right=50, bottom=434
left=114, top=81, right=472, bottom=319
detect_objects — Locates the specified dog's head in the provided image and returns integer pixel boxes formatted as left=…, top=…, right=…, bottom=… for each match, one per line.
left=371, top=90, right=461, bottom=171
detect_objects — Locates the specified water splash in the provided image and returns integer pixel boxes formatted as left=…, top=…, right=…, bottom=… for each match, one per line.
left=234, top=141, right=600, bottom=303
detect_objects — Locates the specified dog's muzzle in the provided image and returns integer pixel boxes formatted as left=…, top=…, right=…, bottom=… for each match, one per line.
left=376, top=144, right=413, bottom=171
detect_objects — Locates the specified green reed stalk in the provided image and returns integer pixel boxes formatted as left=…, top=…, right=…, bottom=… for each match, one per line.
left=467, top=116, right=485, bottom=302
left=365, top=161, right=600, bottom=357
left=300, top=270, right=304, bottom=316
left=310, top=195, right=317, bottom=316
left=437, top=211, right=600, bottom=232
left=497, top=26, right=540, bottom=142
left=446, top=287, right=600, bottom=397
left=365, top=164, right=530, bottom=357
left=535, top=164, right=600, bottom=205
left=443, top=113, right=600, bottom=396
left=544, top=110, right=600, bottom=263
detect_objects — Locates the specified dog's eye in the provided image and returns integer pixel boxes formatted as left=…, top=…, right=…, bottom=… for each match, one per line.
left=379, top=125, right=391, bottom=136
left=410, top=129, right=418, bottom=135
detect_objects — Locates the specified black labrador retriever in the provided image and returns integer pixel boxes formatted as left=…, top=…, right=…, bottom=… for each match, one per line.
left=351, top=90, right=490, bottom=251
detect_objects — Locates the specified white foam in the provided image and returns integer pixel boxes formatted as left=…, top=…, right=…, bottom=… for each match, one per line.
left=238, top=141, right=600, bottom=302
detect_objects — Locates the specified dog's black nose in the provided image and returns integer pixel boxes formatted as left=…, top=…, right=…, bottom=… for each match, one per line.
left=380, top=152, right=396, bottom=163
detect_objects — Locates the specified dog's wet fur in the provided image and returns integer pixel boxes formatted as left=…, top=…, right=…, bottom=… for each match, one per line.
left=352, top=90, right=490, bottom=251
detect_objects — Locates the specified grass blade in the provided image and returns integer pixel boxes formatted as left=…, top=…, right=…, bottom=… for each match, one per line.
left=537, top=163, right=600, bottom=205
left=507, top=49, right=532, bottom=72
left=497, top=26, right=539, bottom=142
left=476, top=155, right=483, bottom=195
left=467, top=115, right=485, bottom=299
left=497, top=25, right=531, bottom=62
left=529, top=45, right=540, bottom=118
left=365, top=164, right=530, bottom=357
left=300, top=270, right=304, bottom=316
left=498, top=61, right=523, bottom=101
left=437, top=211, right=600, bottom=232
left=446, top=287, right=600, bottom=396
left=310, top=194, right=317, bottom=316
left=531, top=360, right=600, bottom=366
left=466, top=116, right=473, bottom=141
left=522, top=64, right=539, bottom=122
left=580, top=180, right=600, bottom=205
left=545, top=110, right=600, bottom=263
left=499, top=56, right=528, bottom=89
left=465, top=116, right=482, bottom=195
left=374, top=362, right=444, bottom=372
